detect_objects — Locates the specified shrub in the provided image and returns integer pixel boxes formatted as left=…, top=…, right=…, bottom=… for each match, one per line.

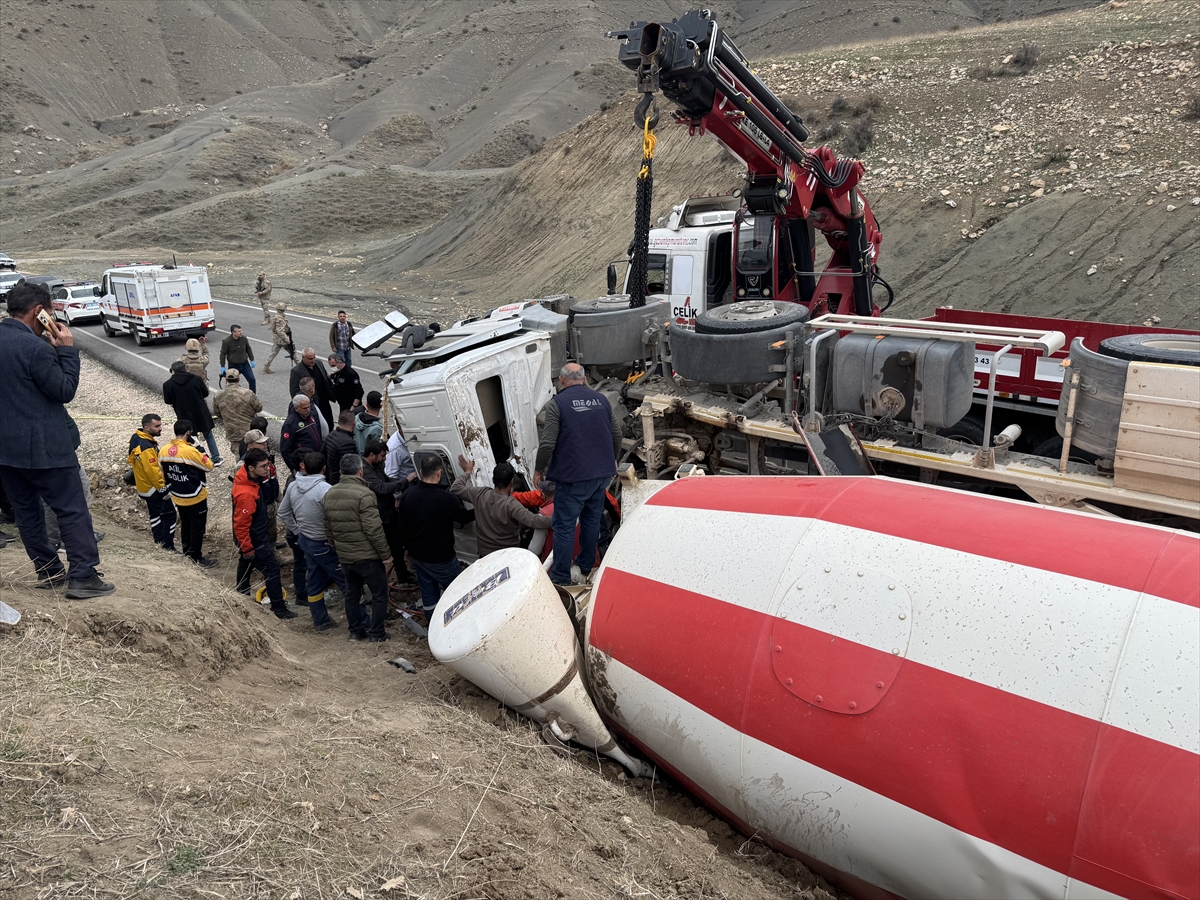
left=1181, top=94, right=1200, bottom=121
left=829, top=94, right=848, bottom=116
left=841, top=115, right=875, bottom=156
left=1011, top=41, right=1040, bottom=73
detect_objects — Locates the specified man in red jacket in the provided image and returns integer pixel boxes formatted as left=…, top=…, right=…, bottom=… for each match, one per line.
left=232, top=448, right=295, bottom=619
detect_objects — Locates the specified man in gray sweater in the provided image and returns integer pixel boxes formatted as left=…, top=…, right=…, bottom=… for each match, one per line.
left=277, top=451, right=345, bottom=631
left=452, top=455, right=550, bottom=558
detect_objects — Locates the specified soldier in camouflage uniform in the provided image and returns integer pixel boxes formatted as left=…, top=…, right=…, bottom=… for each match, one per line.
left=255, top=272, right=272, bottom=325
left=210, top=369, right=264, bottom=459
left=263, top=303, right=293, bottom=374
left=177, top=336, right=211, bottom=384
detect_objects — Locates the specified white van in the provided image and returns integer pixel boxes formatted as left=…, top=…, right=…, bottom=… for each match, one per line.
left=99, top=264, right=216, bottom=345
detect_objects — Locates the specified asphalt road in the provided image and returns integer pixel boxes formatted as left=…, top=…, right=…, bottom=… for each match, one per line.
left=71, top=297, right=391, bottom=431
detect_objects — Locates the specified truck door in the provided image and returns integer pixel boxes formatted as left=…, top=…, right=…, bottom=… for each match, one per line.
left=706, top=230, right=732, bottom=309
left=669, top=254, right=698, bottom=324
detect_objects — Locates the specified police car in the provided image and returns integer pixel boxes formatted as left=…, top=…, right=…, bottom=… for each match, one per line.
left=51, top=281, right=104, bottom=324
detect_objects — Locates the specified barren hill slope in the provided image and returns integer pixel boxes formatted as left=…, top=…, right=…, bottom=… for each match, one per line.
left=373, top=0, right=1200, bottom=328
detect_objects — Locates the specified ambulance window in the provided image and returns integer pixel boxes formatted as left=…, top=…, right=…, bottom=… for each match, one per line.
left=475, top=375, right=513, bottom=462
left=671, top=255, right=694, bottom=296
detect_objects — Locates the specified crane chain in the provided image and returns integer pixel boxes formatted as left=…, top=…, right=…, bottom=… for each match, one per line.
left=628, top=115, right=657, bottom=309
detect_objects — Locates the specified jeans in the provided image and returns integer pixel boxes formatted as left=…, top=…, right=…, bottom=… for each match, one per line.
left=342, top=558, right=388, bottom=638
left=176, top=499, right=208, bottom=561
left=233, top=360, right=256, bottom=393
left=0, top=463, right=101, bottom=582
left=297, top=533, right=346, bottom=627
left=143, top=489, right=177, bottom=549
left=285, top=530, right=308, bottom=603
left=201, top=429, right=223, bottom=463
left=337, top=347, right=353, bottom=366
left=235, top=542, right=283, bottom=608
left=548, top=476, right=609, bottom=585
left=412, top=557, right=462, bottom=619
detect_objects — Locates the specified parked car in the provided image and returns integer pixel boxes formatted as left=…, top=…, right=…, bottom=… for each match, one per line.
left=0, top=270, right=29, bottom=298
left=0, top=253, right=16, bottom=271
left=51, top=281, right=103, bottom=324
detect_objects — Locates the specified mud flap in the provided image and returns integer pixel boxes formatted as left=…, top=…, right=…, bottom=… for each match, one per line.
left=799, top=424, right=876, bottom=476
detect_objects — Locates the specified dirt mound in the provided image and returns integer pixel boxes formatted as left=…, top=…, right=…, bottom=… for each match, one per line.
left=187, top=123, right=305, bottom=185
left=351, top=114, right=443, bottom=168
left=460, top=120, right=545, bottom=169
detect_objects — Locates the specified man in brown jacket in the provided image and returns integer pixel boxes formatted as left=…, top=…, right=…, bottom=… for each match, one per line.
left=452, top=455, right=550, bottom=557
left=211, top=369, right=263, bottom=459
left=323, top=453, right=392, bottom=642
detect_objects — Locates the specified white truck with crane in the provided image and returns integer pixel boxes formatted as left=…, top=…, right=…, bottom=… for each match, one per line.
left=353, top=11, right=1197, bottom=898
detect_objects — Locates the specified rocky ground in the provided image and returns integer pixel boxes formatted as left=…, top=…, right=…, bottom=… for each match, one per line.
left=0, top=356, right=844, bottom=899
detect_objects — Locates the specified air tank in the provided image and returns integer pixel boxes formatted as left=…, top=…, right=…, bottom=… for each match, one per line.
left=585, top=476, right=1199, bottom=900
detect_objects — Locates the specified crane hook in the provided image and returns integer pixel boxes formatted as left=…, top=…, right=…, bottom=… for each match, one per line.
left=634, top=94, right=660, bottom=131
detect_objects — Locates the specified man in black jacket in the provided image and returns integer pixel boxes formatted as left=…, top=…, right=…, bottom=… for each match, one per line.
left=327, top=353, right=363, bottom=413
left=0, top=280, right=113, bottom=599
left=398, top=454, right=474, bottom=620
left=162, top=361, right=223, bottom=466
left=279, top=395, right=323, bottom=475
left=324, top=409, right=359, bottom=486
left=289, top=348, right=335, bottom=429
left=362, top=438, right=414, bottom=583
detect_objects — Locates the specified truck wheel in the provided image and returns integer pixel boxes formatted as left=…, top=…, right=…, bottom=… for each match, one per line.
left=937, top=414, right=984, bottom=445
left=102, top=318, right=115, bottom=337
left=672, top=317, right=810, bottom=386
left=695, top=300, right=809, bottom=335
left=1098, top=333, right=1199, bottom=367
left=133, top=330, right=148, bottom=347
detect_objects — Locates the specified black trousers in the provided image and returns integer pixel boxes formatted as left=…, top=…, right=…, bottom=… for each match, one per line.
left=235, top=542, right=283, bottom=607
left=144, top=489, right=177, bottom=549
left=0, top=464, right=101, bottom=582
left=381, top=517, right=412, bottom=577
left=342, top=558, right=388, bottom=638
left=176, top=499, right=208, bottom=561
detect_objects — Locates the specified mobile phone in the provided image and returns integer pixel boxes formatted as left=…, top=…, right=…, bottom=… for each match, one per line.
left=36, top=308, right=57, bottom=333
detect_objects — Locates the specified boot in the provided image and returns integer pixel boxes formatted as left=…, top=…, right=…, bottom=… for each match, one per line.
left=65, top=574, right=116, bottom=600
left=262, top=366, right=273, bottom=374
left=272, top=602, right=297, bottom=619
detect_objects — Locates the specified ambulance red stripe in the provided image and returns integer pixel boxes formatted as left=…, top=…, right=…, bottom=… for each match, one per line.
left=646, top=477, right=1200, bottom=609
left=590, top=568, right=1200, bottom=900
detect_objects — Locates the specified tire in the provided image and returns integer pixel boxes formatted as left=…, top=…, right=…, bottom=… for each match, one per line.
left=695, top=300, right=809, bottom=335
left=1098, top=333, right=1199, bottom=367
left=102, top=317, right=115, bottom=337
left=1033, top=436, right=1098, bottom=465
left=133, top=330, right=148, bottom=347
left=937, top=414, right=985, bottom=446
left=671, top=319, right=800, bottom=385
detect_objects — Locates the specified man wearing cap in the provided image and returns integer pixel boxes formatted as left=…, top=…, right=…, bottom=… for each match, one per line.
left=254, top=272, right=272, bottom=325
left=211, top=369, right=263, bottom=460
left=178, top=336, right=210, bottom=384
left=263, top=303, right=293, bottom=374
left=162, top=360, right=223, bottom=467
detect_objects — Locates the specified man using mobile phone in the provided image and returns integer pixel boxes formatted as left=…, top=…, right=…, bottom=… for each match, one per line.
left=0, top=281, right=115, bottom=599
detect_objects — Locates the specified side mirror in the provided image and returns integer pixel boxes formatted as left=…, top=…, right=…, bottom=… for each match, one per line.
left=93, top=286, right=102, bottom=297
left=606, top=263, right=618, bottom=295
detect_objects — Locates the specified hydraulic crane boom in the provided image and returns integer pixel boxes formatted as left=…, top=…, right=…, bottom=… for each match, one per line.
left=610, top=9, right=886, bottom=317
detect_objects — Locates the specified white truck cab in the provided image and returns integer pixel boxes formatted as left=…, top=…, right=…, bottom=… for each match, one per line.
left=609, top=193, right=738, bottom=325
left=99, top=264, right=216, bottom=345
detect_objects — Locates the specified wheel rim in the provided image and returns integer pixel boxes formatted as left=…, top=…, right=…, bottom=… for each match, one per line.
left=719, top=300, right=777, bottom=321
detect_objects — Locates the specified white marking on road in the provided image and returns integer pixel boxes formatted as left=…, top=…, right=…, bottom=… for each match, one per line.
left=213, top=297, right=334, bottom=325
left=73, top=328, right=171, bottom=372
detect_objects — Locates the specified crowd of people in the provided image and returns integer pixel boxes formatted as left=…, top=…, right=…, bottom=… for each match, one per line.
left=1, top=277, right=626, bottom=644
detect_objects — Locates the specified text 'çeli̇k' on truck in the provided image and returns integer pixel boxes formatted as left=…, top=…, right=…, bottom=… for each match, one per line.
left=352, top=10, right=1198, bottom=900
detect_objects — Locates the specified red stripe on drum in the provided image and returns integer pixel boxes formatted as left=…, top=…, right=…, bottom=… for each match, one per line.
left=590, top=568, right=1200, bottom=900
left=645, top=477, right=1200, bottom=609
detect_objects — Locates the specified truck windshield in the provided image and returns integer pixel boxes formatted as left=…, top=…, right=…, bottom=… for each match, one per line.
left=623, top=253, right=668, bottom=294
left=737, top=216, right=773, bottom=275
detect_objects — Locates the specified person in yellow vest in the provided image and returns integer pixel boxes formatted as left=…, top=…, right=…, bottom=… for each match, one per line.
left=127, top=413, right=176, bottom=551
left=160, top=419, right=216, bottom=568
